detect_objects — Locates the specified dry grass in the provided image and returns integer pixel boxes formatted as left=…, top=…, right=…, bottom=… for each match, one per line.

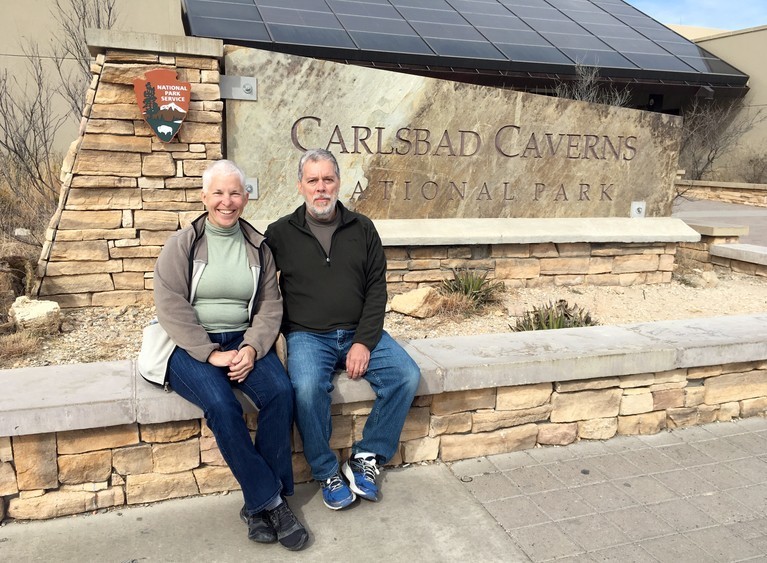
left=0, top=238, right=39, bottom=328
left=438, top=269, right=507, bottom=318
left=0, top=162, right=59, bottom=250
left=0, top=330, right=40, bottom=360
left=437, top=291, right=505, bottom=319
left=0, top=234, right=40, bottom=258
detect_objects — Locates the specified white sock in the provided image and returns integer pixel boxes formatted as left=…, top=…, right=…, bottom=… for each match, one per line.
left=265, top=496, right=283, bottom=511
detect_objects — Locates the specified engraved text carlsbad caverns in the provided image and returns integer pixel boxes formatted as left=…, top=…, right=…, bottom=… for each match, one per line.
left=291, top=116, right=633, bottom=205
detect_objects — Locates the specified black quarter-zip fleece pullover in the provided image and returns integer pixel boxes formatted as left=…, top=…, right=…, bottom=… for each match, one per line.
left=265, top=202, right=388, bottom=351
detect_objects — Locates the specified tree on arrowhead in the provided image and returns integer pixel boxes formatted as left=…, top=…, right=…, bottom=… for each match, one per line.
left=143, top=82, right=160, bottom=119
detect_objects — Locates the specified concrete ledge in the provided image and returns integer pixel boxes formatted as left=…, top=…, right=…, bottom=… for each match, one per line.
left=0, top=361, right=136, bottom=436
left=409, top=326, right=677, bottom=392
left=86, top=29, right=223, bottom=59
left=252, top=217, right=701, bottom=246
left=627, top=314, right=767, bottom=367
left=684, top=223, right=749, bottom=237
left=676, top=179, right=767, bottom=192
left=3, top=313, right=766, bottom=437
left=710, top=243, right=767, bottom=266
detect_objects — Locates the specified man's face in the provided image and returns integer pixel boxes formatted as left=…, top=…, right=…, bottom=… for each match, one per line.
left=201, top=172, right=249, bottom=229
left=298, top=158, right=339, bottom=221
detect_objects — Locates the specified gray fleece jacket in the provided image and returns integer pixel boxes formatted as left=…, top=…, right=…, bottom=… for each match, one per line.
left=153, top=214, right=282, bottom=364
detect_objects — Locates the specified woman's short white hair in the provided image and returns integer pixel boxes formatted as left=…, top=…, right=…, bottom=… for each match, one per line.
left=202, top=160, right=246, bottom=192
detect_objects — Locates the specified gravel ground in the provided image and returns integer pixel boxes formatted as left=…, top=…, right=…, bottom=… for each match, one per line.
left=2, top=270, right=766, bottom=370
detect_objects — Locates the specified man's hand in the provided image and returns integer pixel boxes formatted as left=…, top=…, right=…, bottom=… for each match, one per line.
left=345, top=342, right=370, bottom=380
left=208, top=346, right=256, bottom=383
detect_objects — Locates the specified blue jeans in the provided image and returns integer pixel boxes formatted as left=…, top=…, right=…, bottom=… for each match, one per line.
left=286, top=329, right=421, bottom=481
left=167, top=331, right=294, bottom=513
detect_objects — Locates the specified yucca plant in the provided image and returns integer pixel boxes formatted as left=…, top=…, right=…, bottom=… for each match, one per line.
left=441, top=268, right=504, bottom=308
left=511, top=299, right=598, bottom=332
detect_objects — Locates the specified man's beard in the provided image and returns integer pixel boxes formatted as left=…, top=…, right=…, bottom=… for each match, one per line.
left=308, top=195, right=338, bottom=221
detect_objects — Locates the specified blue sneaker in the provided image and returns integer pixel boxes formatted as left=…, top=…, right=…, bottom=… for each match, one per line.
left=320, top=472, right=356, bottom=510
left=342, top=454, right=380, bottom=502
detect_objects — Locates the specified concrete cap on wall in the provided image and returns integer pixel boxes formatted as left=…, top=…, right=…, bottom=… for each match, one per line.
left=86, top=28, right=223, bottom=59
left=250, top=217, right=701, bottom=246
left=685, top=222, right=750, bottom=237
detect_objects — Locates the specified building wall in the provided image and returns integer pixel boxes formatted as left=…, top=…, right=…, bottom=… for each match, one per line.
left=0, top=0, right=185, bottom=153
left=682, top=26, right=767, bottom=182
left=666, top=24, right=729, bottom=40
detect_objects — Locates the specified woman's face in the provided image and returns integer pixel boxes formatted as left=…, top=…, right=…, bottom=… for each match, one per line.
left=201, top=172, right=249, bottom=229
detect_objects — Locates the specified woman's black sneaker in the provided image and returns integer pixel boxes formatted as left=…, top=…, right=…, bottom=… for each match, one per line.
left=239, top=505, right=277, bottom=543
left=265, top=501, right=309, bottom=551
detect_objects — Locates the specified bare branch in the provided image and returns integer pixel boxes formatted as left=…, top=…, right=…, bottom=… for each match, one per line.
left=679, top=97, right=766, bottom=181
left=0, top=43, right=67, bottom=205
left=554, top=63, right=631, bottom=107
left=0, top=0, right=118, bottom=246
left=49, top=0, right=118, bottom=118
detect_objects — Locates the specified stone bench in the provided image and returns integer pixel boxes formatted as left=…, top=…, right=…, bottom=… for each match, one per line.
left=683, top=222, right=749, bottom=240
left=3, top=313, right=767, bottom=438
left=676, top=222, right=767, bottom=276
left=252, top=217, right=701, bottom=246
left=710, top=243, right=767, bottom=267
left=4, top=314, right=767, bottom=521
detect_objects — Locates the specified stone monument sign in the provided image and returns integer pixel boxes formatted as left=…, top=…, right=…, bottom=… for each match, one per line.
left=226, top=46, right=681, bottom=220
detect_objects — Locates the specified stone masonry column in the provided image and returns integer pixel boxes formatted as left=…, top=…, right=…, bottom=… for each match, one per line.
left=37, top=31, right=224, bottom=307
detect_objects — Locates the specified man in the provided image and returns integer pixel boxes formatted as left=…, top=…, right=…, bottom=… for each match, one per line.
left=265, top=148, right=421, bottom=510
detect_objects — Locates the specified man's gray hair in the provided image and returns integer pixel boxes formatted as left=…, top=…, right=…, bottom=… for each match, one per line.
left=202, top=159, right=246, bottom=192
left=298, top=148, right=340, bottom=182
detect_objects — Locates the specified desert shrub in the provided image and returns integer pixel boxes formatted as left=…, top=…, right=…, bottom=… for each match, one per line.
left=0, top=159, right=61, bottom=247
left=553, top=63, right=630, bottom=107
left=742, top=152, right=767, bottom=184
left=0, top=255, right=36, bottom=295
left=0, top=1, right=117, bottom=248
left=441, top=268, right=504, bottom=308
left=0, top=330, right=40, bottom=360
left=0, top=253, right=38, bottom=327
left=436, top=292, right=482, bottom=318
left=511, top=299, right=598, bottom=332
left=678, top=98, right=765, bottom=182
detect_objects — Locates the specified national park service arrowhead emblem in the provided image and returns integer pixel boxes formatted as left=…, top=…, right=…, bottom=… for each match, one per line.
left=133, top=68, right=191, bottom=143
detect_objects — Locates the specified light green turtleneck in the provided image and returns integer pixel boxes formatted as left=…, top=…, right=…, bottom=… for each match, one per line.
left=193, top=221, right=254, bottom=333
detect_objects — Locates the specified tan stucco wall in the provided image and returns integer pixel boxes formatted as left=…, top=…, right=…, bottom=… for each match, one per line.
left=678, top=26, right=767, bottom=181
left=666, top=24, right=730, bottom=40
left=0, top=0, right=185, bottom=152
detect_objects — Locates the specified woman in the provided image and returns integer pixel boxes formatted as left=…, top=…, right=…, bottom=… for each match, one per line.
left=152, top=159, right=307, bottom=551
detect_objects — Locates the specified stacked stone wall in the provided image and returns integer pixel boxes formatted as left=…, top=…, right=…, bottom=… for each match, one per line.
left=385, top=242, right=676, bottom=292
left=36, top=44, right=689, bottom=308
left=709, top=256, right=767, bottom=277
left=677, top=235, right=740, bottom=271
left=2, top=359, right=766, bottom=522
left=678, top=236, right=767, bottom=277
left=676, top=180, right=767, bottom=208
left=37, top=49, right=220, bottom=308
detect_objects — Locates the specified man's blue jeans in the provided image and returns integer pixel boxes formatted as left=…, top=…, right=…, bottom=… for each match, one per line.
left=286, top=329, right=421, bottom=481
left=167, top=331, right=294, bottom=513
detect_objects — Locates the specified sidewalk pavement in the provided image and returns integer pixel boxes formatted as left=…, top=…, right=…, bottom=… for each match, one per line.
left=3, top=417, right=767, bottom=562
left=672, top=198, right=767, bottom=247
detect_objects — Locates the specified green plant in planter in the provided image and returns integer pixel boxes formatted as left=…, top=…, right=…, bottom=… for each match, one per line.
left=512, top=299, right=598, bottom=331
left=441, top=268, right=504, bottom=308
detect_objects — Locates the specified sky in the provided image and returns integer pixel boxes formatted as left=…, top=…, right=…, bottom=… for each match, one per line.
left=626, top=0, right=767, bottom=31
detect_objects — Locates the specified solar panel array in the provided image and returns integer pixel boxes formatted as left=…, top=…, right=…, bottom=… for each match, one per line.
left=182, top=0, right=747, bottom=85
